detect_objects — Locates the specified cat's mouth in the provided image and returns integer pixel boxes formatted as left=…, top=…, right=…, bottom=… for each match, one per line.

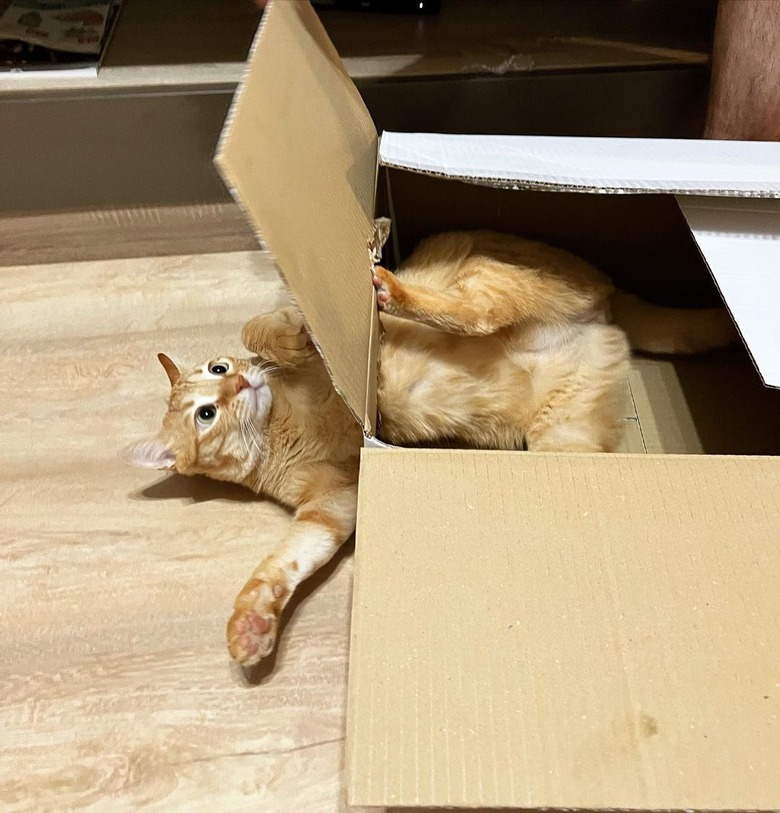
left=238, top=369, right=271, bottom=417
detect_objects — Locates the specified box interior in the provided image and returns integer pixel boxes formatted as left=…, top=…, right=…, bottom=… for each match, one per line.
left=377, top=170, right=780, bottom=456
left=380, top=172, right=720, bottom=305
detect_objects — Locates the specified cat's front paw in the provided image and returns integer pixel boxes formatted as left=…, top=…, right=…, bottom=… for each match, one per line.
left=227, top=607, right=278, bottom=665
left=372, top=266, right=404, bottom=314
left=226, top=574, right=288, bottom=666
left=241, top=312, right=314, bottom=368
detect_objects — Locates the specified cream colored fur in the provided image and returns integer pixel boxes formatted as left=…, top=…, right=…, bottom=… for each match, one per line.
left=374, top=231, right=736, bottom=451
left=127, top=230, right=737, bottom=667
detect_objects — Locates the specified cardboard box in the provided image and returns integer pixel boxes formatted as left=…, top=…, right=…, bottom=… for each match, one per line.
left=215, top=2, right=780, bottom=809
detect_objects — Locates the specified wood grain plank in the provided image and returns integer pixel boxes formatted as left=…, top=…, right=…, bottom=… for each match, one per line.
left=0, top=204, right=258, bottom=267
left=0, top=239, right=374, bottom=812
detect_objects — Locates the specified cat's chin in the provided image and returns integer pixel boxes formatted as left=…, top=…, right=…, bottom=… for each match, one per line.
left=243, top=380, right=272, bottom=424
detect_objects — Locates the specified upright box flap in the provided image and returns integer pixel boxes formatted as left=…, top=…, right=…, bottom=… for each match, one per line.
left=347, top=449, right=780, bottom=810
left=216, top=0, right=378, bottom=432
left=380, top=132, right=780, bottom=196
left=677, top=196, right=780, bottom=389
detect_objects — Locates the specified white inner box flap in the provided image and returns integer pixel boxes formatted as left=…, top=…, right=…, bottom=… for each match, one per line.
left=677, top=196, right=780, bottom=389
left=379, top=132, right=780, bottom=196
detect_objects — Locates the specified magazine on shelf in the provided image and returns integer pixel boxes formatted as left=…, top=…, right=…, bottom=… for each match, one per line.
left=0, top=0, right=122, bottom=79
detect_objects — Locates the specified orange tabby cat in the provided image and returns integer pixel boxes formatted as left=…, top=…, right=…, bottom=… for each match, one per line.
left=127, top=230, right=736, bottom=666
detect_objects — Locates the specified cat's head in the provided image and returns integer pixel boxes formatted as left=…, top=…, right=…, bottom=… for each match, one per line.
left=125, top=353, right=274, bottom=483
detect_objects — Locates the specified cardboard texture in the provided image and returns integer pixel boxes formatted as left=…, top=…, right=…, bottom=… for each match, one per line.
left=214, top=3, right=780, bottom=809
left=348, top=450, right=780, bottom=810
left=628, top=350, right=780, bottom=457
left=215, top=0, right=379, bottom=432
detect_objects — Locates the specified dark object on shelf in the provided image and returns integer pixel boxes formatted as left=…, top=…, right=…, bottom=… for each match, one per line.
left=311, top=0, right=441, bottom=15
left=1, top=38, right=96, bottom=71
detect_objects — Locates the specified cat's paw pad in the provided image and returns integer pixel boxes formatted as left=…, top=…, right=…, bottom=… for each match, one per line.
left=227, top=608, right=278, bottom=666
left=372, top=266, right=402, bottom=312
left=227, top=574, right=288, bottom=666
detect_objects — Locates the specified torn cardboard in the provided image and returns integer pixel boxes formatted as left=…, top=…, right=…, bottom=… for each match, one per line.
left=215, top=2, right=780, bottom=809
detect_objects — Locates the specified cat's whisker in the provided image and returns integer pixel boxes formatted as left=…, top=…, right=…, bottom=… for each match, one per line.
left=248, top=425, right=263, bottom=456
left=251, top=361, right=283, bottom=378
left=236, top=418, right=250, bottom=457
left=238, top=423, right=251, bottom=457
left=242, top=417, right=262, bottom=457
left=251, top=427, right=264, bottom=457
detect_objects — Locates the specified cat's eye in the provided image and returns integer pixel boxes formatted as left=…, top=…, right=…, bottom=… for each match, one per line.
left=208, top=361, right=229, bottom=375
left=195, top=405, right=218, bottom=426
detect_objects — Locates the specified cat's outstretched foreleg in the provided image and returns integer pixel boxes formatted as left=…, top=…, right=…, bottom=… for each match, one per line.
left=227, top=465, right=357, bottom=666
left=373, top=263, right=594, bottom=336
left=241, top=306, right=316, bottom=368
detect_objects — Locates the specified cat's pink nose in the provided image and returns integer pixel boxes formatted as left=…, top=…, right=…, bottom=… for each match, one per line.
left=235, top=374, right=251, bottom=393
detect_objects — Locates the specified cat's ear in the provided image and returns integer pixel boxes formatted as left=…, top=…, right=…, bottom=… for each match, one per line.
left=123, top=438, right=176, bottom=471
left=157, top=353, right=181, bottom=387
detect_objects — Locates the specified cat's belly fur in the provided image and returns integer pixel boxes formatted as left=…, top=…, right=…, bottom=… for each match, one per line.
left=376, top=314, right=630, bottom=450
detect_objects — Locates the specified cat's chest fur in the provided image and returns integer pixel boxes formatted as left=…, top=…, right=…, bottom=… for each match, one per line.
left=376, top=314, right=591, bottom=448
left=371, top=230, right=622, bottom=449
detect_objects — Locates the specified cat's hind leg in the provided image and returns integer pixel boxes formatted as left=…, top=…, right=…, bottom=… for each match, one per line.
left=525, top=422, right=616, bottom=453
left=524, top=328, right=630, bottom=453
left=524, top=390, right=626, bottom=452
left=373, top=261, right=593, bottom=336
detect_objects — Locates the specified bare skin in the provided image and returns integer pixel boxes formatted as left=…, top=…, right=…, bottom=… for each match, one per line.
left=705, top=0, right=780, bottom=140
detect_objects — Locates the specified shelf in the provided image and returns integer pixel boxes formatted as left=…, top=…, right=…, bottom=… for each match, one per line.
left=0, top=0, right=715, bottom=214
left=0, top=0, right=712, bottom=95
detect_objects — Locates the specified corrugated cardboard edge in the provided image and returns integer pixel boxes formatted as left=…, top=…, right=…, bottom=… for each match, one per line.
left=378, top=132, right=780, bottom=199
left=213, top=5, right=266, bottom=200
left=362, top=208, right=387, bottom=438
left=379, top=156, right=780, bottom=198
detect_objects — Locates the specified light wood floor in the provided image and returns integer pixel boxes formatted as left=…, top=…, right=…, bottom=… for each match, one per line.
left=0, top=207, right=380, bottom=813
left=5, top=206, right=776, bottom=813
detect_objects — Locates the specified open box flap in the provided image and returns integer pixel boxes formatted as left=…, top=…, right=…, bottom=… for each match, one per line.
left=379, top=132, right=780, bottom=196
left=677, top=196, right=780, bottom=389
left=215, top=0, right=378, bottom=433
left=347, top=449, right=780, bottom=810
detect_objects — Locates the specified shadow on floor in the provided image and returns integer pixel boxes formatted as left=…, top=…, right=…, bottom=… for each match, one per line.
left=131, top=473, right=265, bottom=504
left=130, top=471, right=355, bottom=686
